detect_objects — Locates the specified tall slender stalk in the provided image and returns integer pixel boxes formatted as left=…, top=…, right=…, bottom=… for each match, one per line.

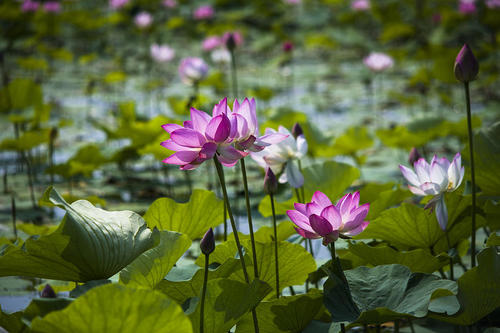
left=22, top=150, right=37, bottom=209
left=464, top=82, right=477, bottom=268
left=240, top=159, right=259, bottom=279
left=213, top=157, right=259, bottom=333
left=230, top=49, right=238, bottom=97
left=11, top=194, right=17, bottom=238
left=445, top=230, right=454, bottom=280
left=200, top=254, right=209, bottom=333
left=270, top=193, right=280, bottom=298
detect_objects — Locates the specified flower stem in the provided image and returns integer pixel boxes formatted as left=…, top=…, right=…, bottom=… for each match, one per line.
left=270, top=193, right=280, bottom=298
left=330, top=241, right=336, bottom=261
left=11, top=193, right=17, bottom=238
left=213, top=157, right=259, bottom=333
left=200, top=253, right=209, bottom=333
left=445, top=230, right=454, bottom=281
left=230, top=49, right=238, bottom=97
left=240, top=158, right=259, bottom=279
left=464, top=82, right=477, bottom=268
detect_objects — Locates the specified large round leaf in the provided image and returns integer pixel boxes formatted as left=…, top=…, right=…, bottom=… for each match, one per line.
left=0, top=187, right=155, bottom=282
left=31, top=284, right=192, bottom=333
left=143, top=189, right=223, bottom=240
left=119, top=231, right=191, bottom=289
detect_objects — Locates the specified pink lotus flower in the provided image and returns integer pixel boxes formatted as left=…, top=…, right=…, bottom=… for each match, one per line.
left=486, top=0, right=500, bottom=8
left=282, top=41, right=294, bottom=53
left=134, top=11, right=153, bottom=28
left=459, top=0, right=476, bottom=14
left=161, top=105, right=246, bottom=170
left=179, top=57, right=209, bottom=85
left=287, top=191, right=370, bottom=245
left=163, top=0, right=177, bottom=8
left=109, top=0, right=129, bottom=9
left=222, top=31, right=243, bottom=49
left=202, top=36, right=222, bottom=51
left=213, top=98, right=287, bottom=153
left=363, top=52, right=394, bottom=72
left=399, top=153, right=464, bottom=230
left=43, top=1, right=61, bottom=12
left=150, top=44, right=175, bottom=63
left=21, top=0, right=39, bottom=12
left=351, top=0, right=370, bottom=11
left=193, top=5, right=214, bottom=20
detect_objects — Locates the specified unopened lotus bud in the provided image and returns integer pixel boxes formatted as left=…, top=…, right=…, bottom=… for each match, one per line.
left=264, top=168, right=278, bottom=195
left=408, top=147, right=421, bottom=166
left=291, top=122, right=303, bottom=139
left=225, top=34, right=236, bottom=52
left=283, top=41, right=294, bottom=53
left=41, top=284, right=56, bottom=298
left=454, top=44, right=479, bottom=83
left=200, top=228, right=215, bottom=255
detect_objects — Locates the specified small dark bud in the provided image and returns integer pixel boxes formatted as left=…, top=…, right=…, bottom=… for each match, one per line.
left=226, top=34, right=236, bottom=52
left=408, top=147, right=421, bottom=166
left=264, top=168, right=278, bottom=195
left=291, top=122, right=303, bottom=139
left=454, top=44, right=479, bottom=83
left=41, top=284, right=57, bottom=298
left=200, top=228, right=215, bottom=255
left=283, top=41, right=294, bottom=53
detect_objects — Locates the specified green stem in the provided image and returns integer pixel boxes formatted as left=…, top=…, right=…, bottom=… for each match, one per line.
left=445, top=230, right=454, bottom=280
left=230, top=49, right=238, bottom=97
left=394, top=320, right=400, bottom=333
left=240, top=159, right=259, bottom=279
left=223, top=200, right=228, bottom=242
left=213, top=157, right=259, bottom=333
left=464, top=82, right=477, bottom=268
left=340, top=323, right=346, bottom=333
left=11, top=194, right=17, bottom=238
left=330, top=242, right=336, bottom=260
left=270, top=193, right=280, bottom=298
left=200, top=254, right=209, bottom=333
left=294, top=188, right=302, bottom=204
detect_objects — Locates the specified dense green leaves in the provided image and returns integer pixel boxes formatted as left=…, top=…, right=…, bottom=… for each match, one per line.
left=196, top=240, right=316, bottom=297
left=144, top=190, right=224, bottom=240
left=31, top=284, right=193, bottom=333
left=236, top=293, right=324, bottom=333
left=348, top=242, right=449, bottom=273
left=120, top=231, right=191, bottom=289
left=188, top=278, right=271, bottom=333
left=0, top=187, right=155, bottom=281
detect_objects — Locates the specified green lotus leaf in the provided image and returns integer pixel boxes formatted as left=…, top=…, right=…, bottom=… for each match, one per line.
left=235, top=293, right=324, bottom=333
left=120, top=231, right=191, bottom=289
left=323, top=262, right=458, bottom=325
left=0, top=187, right=155, bottom=282
left=188, top=278, right=271, bottom=333
left=348, top=242, right=449, bottom=273
left=143, top=189, right=224, bottom=240
left=430, top=247, right=500, bottom=325
left=31, top=284, right=193, bottom=333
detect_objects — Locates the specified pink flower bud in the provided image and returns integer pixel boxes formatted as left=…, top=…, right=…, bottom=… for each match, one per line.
left=200, top=228, right=215, bottom=255
left=41, top=284, right=57, bottom=298
left=454, top=44, right=479, bottom=83
left=264, top=168, right=278, bottom=195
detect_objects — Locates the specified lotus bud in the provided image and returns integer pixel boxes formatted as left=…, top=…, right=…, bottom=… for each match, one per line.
left=200, top=228, right=215, bottom=255
left=291, top=122, right=303, bottom=139
left=408, top=147, right=421, bottom=166
left=454, top=44, right=479, bottom=83
left=283, top=41, right=294, bottom=53
left=264, top=168, right=278, bottom=195
left=225, top=34, right=236, bottom=52
left=41, top=284, right=57, bottom=298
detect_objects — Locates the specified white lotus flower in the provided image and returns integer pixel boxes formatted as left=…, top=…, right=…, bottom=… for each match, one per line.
left=399, top=153, right=465, bottom=230
left=251, top=126, right=308, bottom=188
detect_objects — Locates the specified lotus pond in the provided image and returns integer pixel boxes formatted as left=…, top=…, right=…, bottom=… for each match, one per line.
left=0, top=0, right=499, bottom=332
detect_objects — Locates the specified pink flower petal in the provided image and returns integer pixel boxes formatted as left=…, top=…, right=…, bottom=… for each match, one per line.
left=306, top=202, right=322, bottom=216
left=171, top=128, right=206, bottom=148
left=343, top=221, right=369, bottom=237
left=320, top=205, right=342, bottom=230
left=293, top=203, right=308, bottom=215
left=287, top=210, right=315, bottom=233
left=294, top=227, right=320, bottom=240
left=205, top=114, right=231, bottom=143
left=399, top=165, right=420, bottom=187
left=162, top=150, right=199, bottom=165
left=311, top=191, right=332, bottom=209
left=212, top=97, right=229, bottom=117
left=309, top=214, right=333, bottom=236
left=255, top=133, right=288, bottom=146
left=162, top=123, right=182, bottom=134
left=190, top=108, right=211, bottom=133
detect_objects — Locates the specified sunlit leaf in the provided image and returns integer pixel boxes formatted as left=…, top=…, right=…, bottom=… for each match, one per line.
left=31, top=284, right=193, bottom=333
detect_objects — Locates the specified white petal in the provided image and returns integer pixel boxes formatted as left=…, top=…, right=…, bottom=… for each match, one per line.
left=296, top=135, right=308, bottom=157
left=285, top=161, right=304, bottom=188
left=399, top=165, right=420, bottom=187
left=435, top=196, right=448, bottom=231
